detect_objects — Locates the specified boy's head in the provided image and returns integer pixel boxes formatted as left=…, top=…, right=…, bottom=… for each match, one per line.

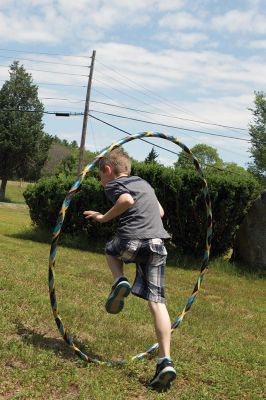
left=98, top=148, right=131, bottom=186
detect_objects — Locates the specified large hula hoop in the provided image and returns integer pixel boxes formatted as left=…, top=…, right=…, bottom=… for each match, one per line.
left=49, top=131, right=212, bottom=365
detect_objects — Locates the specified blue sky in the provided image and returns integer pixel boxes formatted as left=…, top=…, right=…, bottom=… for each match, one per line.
left=0, top=0, right=265, bottom=167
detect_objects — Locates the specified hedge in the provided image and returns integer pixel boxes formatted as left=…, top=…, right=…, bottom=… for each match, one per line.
left=23, top=164, right=260, bottom=257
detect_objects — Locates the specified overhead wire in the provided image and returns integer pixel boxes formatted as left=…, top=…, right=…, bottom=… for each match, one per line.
left=35, top=81, right=86, bottom=88
left=96, top=59, right=192, bottom=115
left=91, top=100, right=249, bottom=134
left=94, top=73, right=247, bottom=145
left=0, top=109, right=82, bottom=116
left=0, top=50, right=250, bottom=163
left=0, top=53, right=249, bottom=136
left=91, top=89, right=252, bottom=160
left=89, top=109, right=250, bottom=142
left=0, top=50, right=250, bottom=135
left=0, top=80, right=86, bottom=88
left=0, top=54, right=90, bottom=68
left=0, top=107, right=249, bottom=163
left=89, top=113, right=179, bottom=156
left=96, top=58, right=248, bottom=135
left=41, top=97, right=84, bottom=103
left=35, top=96, right=249, bottom=136
left=0, top=64, right=88, bottom=77
left=93, top=76, right=153, bottom=108
left=95, top=68, right=250, bottom=140
left=0, top=47, right=92, bottom=59
left=89, top=113, right=249, bottom=176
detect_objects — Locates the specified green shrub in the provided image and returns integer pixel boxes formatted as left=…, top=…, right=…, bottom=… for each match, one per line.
left=24, top=162, right=260, bottom=257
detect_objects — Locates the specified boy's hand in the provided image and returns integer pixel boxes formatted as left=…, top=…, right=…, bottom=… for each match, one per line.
left=83, top=210, right=104, bottom=223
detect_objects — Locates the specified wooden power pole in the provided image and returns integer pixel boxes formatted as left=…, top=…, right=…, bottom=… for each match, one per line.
left=78, top=49, right=96, bottom=175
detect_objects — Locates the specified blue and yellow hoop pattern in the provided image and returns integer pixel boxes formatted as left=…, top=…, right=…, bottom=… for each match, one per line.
left=49, top=131, right=212, bottom=365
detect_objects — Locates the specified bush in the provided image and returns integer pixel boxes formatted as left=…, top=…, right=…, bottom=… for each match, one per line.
left=24, top=163, right=260, bottom=257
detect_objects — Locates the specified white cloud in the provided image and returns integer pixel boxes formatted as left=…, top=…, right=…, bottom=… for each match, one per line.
left=0, top=11, right=60, bottom=43
left=155, top=32, right=209, bottom=48
left=92, top=42, right=266, bottom=96
left=156, top=0, right=184, bottom=12
left=0, top=0, right=154, bottom=44
left=249, top=40, right=266, bottom=49
left=212, top=9, right=266, bottom=34
left=159, top=12, right=203, bottom=30
left=0, top=0, right=264, bottom=168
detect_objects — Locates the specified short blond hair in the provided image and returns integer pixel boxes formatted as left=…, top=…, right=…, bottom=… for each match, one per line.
left=99, top=148, right=131, bottom=175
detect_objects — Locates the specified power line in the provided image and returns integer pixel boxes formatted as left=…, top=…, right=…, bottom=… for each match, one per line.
left=96, top=68, right=157, bottom=107
left=35, top=81, right=86, bottom=88
left=36, top=96, right=248, bottom=135
left=41, top=97, right=84, bottom=103
left=94, top=69, right=250, bottom=140
left=0, top=106, right=250, bottom=142
left=90, top=103, right=249, bottom=158
left=91, top=100, right=249, bottom=134
left=93, top=76, right=153, bottom=108
left=0, top=48, right=91, bottom=59
left=89, top=113, right=248, bottom=176
left=0, top=64, right=88, bottom=77
left=90, top=110, right=251, bottom=142
left=91, top=89, right=249, bottom=155
left=1, top=79, right=86, bottom=88
left=96, top=59, right=190, bottom=115
left=89, top=113, right=179, bottom=155
left=0, top=107, right=249, bottom=165
left=96, top=58, right=247, bottom=135
left=0, top=108, right=82, bottom=116
left=0, top=54, right=89, bottom=68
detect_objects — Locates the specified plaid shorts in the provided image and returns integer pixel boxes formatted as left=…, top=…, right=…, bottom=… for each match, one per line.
left=105, top=237, right=167, bottom=303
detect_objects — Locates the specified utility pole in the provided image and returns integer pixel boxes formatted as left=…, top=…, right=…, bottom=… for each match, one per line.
left=78, top=49, right=96, bottom=175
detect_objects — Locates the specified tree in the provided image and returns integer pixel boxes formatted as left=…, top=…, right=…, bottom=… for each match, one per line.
left=0, top=61, right=51, bottom=200
left=145, top=146, right=159, bottom=163
left=41, top=142, right=71, bottom=177
left=248, top=91, right=266, bottom=185
left=175, top=143, right=223, bottom=170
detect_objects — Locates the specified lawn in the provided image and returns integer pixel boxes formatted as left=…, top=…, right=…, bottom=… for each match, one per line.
left=0, top=203, right=265, bottom=399
left=0, top=180, right=29, bottom=204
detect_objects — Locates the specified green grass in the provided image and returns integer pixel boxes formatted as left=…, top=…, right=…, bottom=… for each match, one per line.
left=0, top=180, right=29, bottom=204
left=0, top=204, right=265, bottom=399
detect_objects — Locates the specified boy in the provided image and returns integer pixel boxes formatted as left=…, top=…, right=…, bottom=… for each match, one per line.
left=84, top=149, right=176, bottom=390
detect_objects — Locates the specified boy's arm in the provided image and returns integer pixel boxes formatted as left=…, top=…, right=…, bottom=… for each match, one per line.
left=83, top=193, right=134, bottom=223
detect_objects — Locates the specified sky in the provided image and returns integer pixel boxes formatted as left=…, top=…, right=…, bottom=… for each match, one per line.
left=0, top=0, right=265, bottom=168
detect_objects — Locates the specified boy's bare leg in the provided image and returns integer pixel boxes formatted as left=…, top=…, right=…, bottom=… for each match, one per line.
left=106, top=254, right=124, bottom=280
left=148, top=301, right=171, bottom=358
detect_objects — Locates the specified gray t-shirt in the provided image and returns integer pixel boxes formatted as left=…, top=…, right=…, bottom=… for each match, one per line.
left=104, top=175, right=170, bottom=240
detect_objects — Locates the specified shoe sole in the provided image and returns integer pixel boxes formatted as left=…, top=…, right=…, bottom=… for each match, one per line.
left=105, top=282, right=131, bottom=314
left=149, top=367, right=177, bottom=389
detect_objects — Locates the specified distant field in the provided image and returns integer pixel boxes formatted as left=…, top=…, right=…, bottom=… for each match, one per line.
left=0, top=203, right=265, bottom=399
left=1, top=180, right=29, bottom=204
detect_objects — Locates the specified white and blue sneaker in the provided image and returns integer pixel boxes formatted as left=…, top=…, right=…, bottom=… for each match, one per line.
left=105, top=277, right=131, bottom=314
left=149, top=359, right=176, bottom=391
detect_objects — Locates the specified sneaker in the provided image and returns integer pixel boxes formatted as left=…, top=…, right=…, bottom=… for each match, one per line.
left=105, top=277, right=131, bottom=314
left=149, top=359, right=176, bottom=390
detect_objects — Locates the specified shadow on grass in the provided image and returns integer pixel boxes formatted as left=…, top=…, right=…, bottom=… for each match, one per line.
left=15, top=324, right=174, bottom=392
left=6, top=226, right=105, bottom=255
left=0, top=197, right=12, bottom=203
left=15, top=321, right=110, bottom=365
left=0, top=198, right=26, bottom=205
left=7, top=226, right=264, bottom=277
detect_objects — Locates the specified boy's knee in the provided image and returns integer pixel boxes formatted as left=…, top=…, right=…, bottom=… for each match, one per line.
left=148, top=300, right=163, bottom=312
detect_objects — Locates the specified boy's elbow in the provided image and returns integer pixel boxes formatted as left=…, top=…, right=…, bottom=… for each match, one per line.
left=119, top=193, right=134, bottom=207
left=158, top=202, right=164, bottom=217
left=127, top=196, right=135, bottom=207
